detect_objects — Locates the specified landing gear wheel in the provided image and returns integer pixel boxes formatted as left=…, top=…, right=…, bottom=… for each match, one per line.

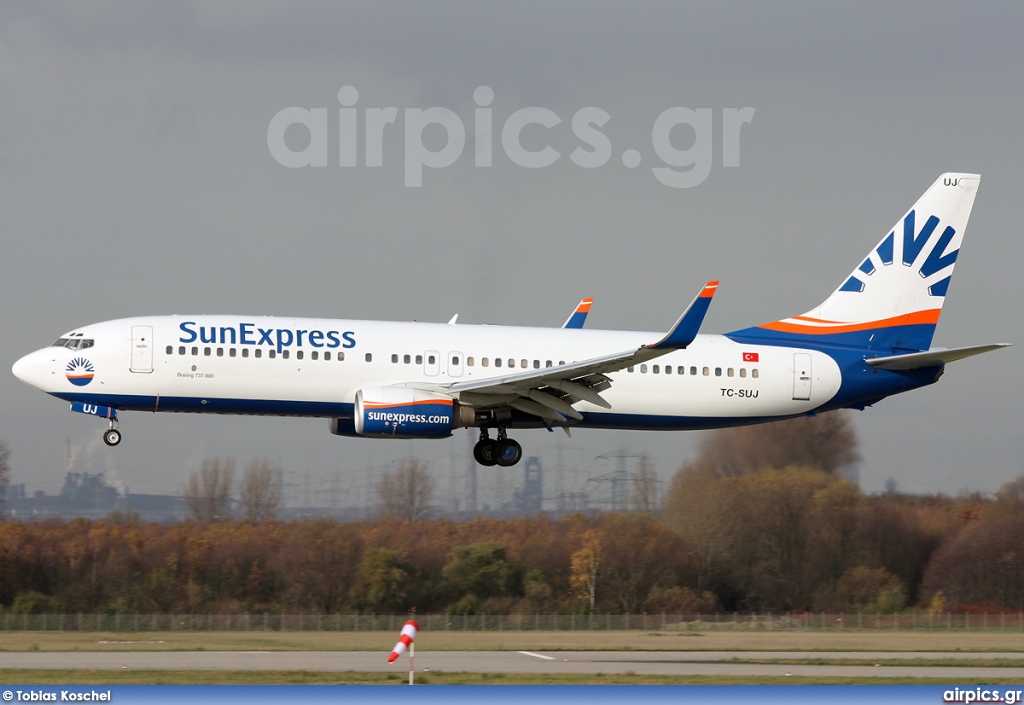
left=495, top=439, right=522, bottom=467
left=473, top=438, right=498, bottom=466
left=103, top=429, right=122, bottom=447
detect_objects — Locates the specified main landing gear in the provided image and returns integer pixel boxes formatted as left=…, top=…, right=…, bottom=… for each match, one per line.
left=473, top=428, right=522, bottom=467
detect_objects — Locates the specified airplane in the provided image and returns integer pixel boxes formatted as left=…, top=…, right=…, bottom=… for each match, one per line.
left=12, top=173, right=1008, bottom=467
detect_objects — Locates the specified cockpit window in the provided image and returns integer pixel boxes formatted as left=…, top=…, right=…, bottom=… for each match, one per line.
left=50, top=338, right=94, bottom=351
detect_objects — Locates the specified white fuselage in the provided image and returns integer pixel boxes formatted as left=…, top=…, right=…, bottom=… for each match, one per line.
left=14, top=315, right=842, bottom=430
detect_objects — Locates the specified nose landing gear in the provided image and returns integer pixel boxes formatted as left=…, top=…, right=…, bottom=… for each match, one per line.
left=473, top=428, right=523, bottom=467
left=103, top=427, right=122, bottom=447
left=69, top=402, right=122, bottom=446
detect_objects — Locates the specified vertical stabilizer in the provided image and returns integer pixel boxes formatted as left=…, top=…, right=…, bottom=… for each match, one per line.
left=730, top=173, right=980, bottom=352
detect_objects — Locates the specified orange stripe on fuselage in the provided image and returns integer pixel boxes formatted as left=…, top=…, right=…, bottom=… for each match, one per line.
left=363, top=399, right=453, bottom=410
left=759, top=309, right=941, bottom=335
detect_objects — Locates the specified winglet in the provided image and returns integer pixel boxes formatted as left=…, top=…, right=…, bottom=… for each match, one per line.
left=562, top=298, right=593, bottom=329
left=649, top=281, right=718, bottom=350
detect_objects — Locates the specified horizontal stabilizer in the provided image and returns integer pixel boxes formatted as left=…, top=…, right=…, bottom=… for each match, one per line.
left=866, top=343, right=1010, bottom=371
left=649, top=281, right=718, bottom=350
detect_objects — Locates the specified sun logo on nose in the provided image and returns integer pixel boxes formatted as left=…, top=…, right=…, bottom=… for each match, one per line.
left=66, top=357, right=95, bottom=387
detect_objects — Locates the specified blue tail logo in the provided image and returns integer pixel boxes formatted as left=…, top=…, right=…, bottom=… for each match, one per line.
left=839, top=209, right=958, bottom=297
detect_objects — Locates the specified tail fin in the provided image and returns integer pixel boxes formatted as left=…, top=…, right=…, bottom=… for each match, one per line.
left=729, top=173, right=980, bottom=352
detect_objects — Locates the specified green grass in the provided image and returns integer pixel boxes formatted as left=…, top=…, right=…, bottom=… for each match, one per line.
left=1, top=669, right=1023, bottom=685
left=0, top=630, right=1022, bottom=653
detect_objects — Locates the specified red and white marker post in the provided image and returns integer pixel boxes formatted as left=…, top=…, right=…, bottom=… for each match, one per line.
left=388, top=618, right=419, bottom=684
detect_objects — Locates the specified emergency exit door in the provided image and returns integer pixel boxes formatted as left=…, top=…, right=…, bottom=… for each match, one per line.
left=130, top=325, right=153, bottom=373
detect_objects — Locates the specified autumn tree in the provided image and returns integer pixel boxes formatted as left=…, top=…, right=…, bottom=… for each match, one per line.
left=377, top=458, right=435, bottom=521
left=442, top=540, right=519, bottom=610
left=183, top=457, right=235, bottom=522
left=0, top=440, right=10, bottom=510
left=278, top=519, right=363, bottom=612
left=569, top=530, right=601, bottom=612
left=699, top=410, right=859, bottom=477
left=600, top=513, right=682, bottom=613
left=921, top=480, right=1024, bottom=610
left=630, top=455, right=661, bottom=514
left=662, top=462, right=734, bottom=594
left=238, top=458, right=283, bottom=522
left=353, top=547, right=410, bottom=613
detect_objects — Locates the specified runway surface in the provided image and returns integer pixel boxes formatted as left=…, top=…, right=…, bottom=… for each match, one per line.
left=2, top=650, right=1024, bottom=679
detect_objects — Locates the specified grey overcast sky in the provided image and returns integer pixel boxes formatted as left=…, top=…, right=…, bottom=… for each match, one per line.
left=2, top=2, right=1022, bottom=504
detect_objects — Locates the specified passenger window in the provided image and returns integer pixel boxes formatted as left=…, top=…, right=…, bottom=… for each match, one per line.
left=295, top=351, right=301, bottom=360
left=282, top=350, right=289, bottom=360
left=242, top=349, right=249, bottom=358
left=255, top=349, right=262, bottom=359
left=495, top=358, right=502, bottom=368
left=365, top=353, right=372, bottom=362
left=323, top=351, right=330, bottom=360
left=559, top=361, right=566, bottom=366
left=546, top=360, right=552, bottom=367
left=739, top=368, right=746, bottom=378
left=702, top=367, right=709, bottom=376
left=690, top=366, right=697, bottom=375
left=628, top=366, right=634, bottom=373
left=404, top=354, right=411, bottom=364
left=217, top=348, right=224, bottom=357
left=269, top=350, right=276, bottom=359
left=665, top=365, right=671, bottom=375
left=192, top=347, right=199, bottom=356
left=752, top=369, right=759, bottom=378
left=337, top=352, right=345, bottom=361
left=653, top=365, right=660, bottom=374
left=509, top=359, right=515, bottom=368
left=165, top=346, right=173, bottom=355
left=715, top=367, right=722, bottom=376
left=428, top=354, right=436, bottom=364
left=678, top=366, right=685, bottom=375
left=640, top=364, right=648, bottom=374
left=533, top=360, right=540, bottom=369
left=204, top=347, right=211, bottom=356
left=467, top=357, right=474, bottom=367
left=415, top=355, right=422, bottom=364
left=452, top=356, right=460, bottom=366
left=311, top=351, right=318, bottom=360
left=229, top=348, right=237, bottom=358
left=521, top=359, right=528, bottom=369
left=727, top=368, right=734, bottom=377
left=391, top=354, right=399, bottom=363
left=179, top=346, right=186, bottom=355
left=482, top=357, right=489, bottom=367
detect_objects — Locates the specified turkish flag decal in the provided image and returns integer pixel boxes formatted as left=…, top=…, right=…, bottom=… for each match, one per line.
left=743, top=352, right=759, bottom=362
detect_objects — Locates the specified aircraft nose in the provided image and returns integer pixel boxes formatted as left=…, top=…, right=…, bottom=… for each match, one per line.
left=12, top=349, right=49, bottom=390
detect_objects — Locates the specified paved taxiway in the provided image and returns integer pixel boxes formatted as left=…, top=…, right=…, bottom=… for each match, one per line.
left=2, top=651, right=1024, bottom=679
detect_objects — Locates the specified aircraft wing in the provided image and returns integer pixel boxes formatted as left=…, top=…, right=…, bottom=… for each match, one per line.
left=433, top=282, right=718, bottom=422
left=865, top=343, right=1010, bottom=371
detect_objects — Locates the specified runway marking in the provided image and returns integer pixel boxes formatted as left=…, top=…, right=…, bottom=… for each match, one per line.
left=518, top=651, right=556, bottom=661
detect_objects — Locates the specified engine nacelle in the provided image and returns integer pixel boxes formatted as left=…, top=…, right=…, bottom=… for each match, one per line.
left=353, top=386, right=459, bottom=439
